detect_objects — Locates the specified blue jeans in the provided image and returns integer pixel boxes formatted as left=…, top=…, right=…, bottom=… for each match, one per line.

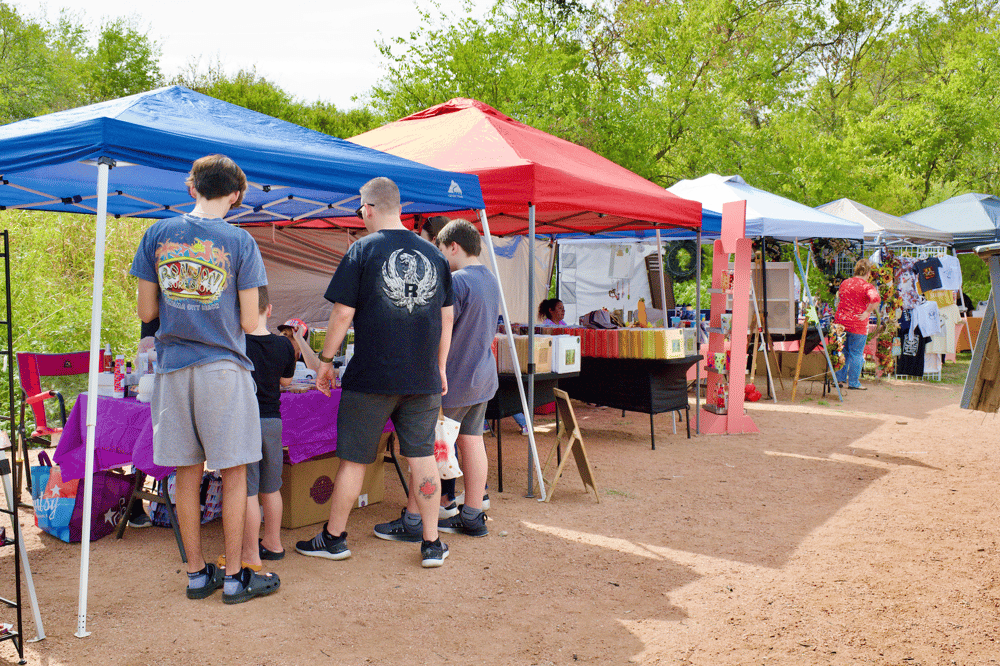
left=835, top=332, right=867, bottom=388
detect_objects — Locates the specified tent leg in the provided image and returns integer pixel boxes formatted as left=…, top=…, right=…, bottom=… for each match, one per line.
left=77, top=157, right=114, bottom=638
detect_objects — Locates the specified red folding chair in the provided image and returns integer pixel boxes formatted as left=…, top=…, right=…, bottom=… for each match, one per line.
left=16, top=351, right=97, bottom=495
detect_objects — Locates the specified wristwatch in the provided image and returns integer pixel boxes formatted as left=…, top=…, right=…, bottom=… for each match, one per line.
left=318, top=353, right=334, bottom=364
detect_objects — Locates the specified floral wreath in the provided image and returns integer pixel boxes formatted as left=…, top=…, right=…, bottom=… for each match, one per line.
left=870, top=252, right=902, bottom=377
left=827, top=323, right=846, bottom=371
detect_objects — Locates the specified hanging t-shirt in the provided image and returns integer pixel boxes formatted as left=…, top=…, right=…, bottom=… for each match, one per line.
left=129, top=213, right=267, bottom=373
left=897, top=325, right=930, bottom=377
left=938, top=254, right=963, bottom=290
left=834, top=276, right=881, bottom=335
left=245, top=333, right=297, bottom=418
left=897, top=268, right=922, bottom=311
left=926, top=303, right=961, bottom=355
left=910, top=300, right=942, bottom=341
left=913, top=257, right=944, bottom=292
left=325, top=229, right=453, bottom=395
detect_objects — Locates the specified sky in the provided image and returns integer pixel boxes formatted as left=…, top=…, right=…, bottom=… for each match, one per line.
left=28, top=0, right=488, bottom=109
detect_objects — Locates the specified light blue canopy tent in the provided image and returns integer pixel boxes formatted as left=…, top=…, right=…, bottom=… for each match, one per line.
left=0, top=85, right=485, bottom=638
left=904, top=193, right=1000, bottom=251
left=667, top=174, right=864, bottom=240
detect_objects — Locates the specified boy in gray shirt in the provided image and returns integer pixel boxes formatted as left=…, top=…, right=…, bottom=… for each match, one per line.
left=435, top=219, right=501, bottom=536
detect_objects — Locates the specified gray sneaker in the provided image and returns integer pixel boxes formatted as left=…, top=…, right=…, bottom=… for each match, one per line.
left=374, top=510, right=423, bottom=542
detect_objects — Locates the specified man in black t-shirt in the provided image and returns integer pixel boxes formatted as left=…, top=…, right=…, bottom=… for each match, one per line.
left=295, top=177, right=455, bottom=568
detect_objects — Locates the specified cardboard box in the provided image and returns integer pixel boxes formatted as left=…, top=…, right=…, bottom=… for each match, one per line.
left=498, top=335, right=552, bottom=374
left=664, top=328, right=685, bottom=359
left=778, top=351, right=828, bottom=379
left=279, top=432, right=389, bottom=529
left=551, top=334, right=581, bottom=373
left=681, top=328, right=697, bottom=356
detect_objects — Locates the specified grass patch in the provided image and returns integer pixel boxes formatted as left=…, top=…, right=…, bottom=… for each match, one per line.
left=817, top=400, right=829, bottom=406
left=604, top=489, right=632, bottom=499
left=941, top=352, right=973, bottom=386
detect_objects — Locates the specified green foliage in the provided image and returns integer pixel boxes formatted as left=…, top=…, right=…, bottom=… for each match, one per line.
left=0, top=3, right=162, bottom=122
left=0, top=209, right=149, bottom=423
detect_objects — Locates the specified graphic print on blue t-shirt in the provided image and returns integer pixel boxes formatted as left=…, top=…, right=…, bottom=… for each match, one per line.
left=155, top=237, right=231, bottom=310
left=381, top=248, right=439, bottom=313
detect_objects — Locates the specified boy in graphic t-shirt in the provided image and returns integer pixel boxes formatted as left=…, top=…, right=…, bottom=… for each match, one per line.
left=130, top=154, right=279, bottom=604
left=238, top=286, right=297, bottom=570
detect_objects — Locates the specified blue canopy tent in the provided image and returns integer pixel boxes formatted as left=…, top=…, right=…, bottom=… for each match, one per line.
left=903, top=193, right=1000, bottom=252
left=0, top=85, right=485, bottom=638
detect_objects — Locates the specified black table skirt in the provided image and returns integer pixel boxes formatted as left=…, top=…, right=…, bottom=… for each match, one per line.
left=558, top=356, right=702, bottom=415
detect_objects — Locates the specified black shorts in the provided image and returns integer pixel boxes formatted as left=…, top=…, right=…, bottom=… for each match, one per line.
left=336, top=390, right=440, bottom=464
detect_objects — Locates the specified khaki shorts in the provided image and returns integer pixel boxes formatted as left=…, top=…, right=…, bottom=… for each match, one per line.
left=151, top=360, right=262, bottom=470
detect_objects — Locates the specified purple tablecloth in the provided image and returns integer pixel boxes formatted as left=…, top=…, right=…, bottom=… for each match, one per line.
left=53, top=389, right=391, bottom=481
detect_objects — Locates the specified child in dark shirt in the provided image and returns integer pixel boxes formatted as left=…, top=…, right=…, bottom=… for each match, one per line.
left=241, top=286, right=297, bottom=569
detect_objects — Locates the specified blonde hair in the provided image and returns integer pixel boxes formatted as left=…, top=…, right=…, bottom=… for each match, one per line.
left=359, top=177, right=401, bottom=210
left=853, top=258, right=875, bottom=277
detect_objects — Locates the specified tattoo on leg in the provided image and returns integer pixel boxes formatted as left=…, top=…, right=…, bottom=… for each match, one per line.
left=418, top=477, right=438, bottom=500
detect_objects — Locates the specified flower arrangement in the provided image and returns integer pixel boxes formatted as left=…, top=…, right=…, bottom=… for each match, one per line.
left=828, top=323, right=846, bottom=371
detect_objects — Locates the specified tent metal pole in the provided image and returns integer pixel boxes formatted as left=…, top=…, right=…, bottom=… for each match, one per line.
left=478, top=210, right=546, bottom=500
left=526, top=204, right=536, bottom=497
left=655, top=230, right=668, bottom=313
left=77, top=157, right=113, bottom=638
left=695, top=228, right=702, bottom=434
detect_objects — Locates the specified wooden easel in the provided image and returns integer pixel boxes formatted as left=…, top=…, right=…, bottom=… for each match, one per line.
left=543, top=389, right=599, bottom=503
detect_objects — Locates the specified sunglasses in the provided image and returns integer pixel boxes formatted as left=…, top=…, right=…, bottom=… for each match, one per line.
left=355, top=201, right=374, bottom=219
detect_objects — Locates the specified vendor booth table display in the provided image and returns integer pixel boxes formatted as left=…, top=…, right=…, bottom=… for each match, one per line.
left=351, top=97, right=703, bottom=496
left=52, top=390, right=394, bottom=528
left=557, top=356, right=700, bottom=448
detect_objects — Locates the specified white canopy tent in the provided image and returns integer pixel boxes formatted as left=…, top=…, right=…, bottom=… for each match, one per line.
left=817, top=198, right=952, bottom=245
left=667, top=174, right=864, bottom=241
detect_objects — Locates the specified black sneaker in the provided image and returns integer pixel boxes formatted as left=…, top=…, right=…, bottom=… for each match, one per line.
left=420, top=539, right=449, bottom=568
left=295, top=523, right=351, bottom=560
left=438, top=509, right=488, bottom=537
left=373, top=510, right=423, bottom=542
left=127, top=513, right=152, bottom=529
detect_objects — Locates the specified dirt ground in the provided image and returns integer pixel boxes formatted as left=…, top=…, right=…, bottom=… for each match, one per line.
left=1, top=376, right=999, bottom=666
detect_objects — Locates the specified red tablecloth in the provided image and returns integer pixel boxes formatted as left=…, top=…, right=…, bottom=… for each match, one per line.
left=53, top=389, right=391, bottom=481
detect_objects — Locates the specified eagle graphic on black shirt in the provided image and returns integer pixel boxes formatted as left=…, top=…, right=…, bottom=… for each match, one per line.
left=381, top=249, right=438, bottom=313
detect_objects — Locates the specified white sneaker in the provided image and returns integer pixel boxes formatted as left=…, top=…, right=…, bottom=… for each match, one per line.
left=520, top=426, right=530, bottom=435
left=454, top=492, right=490, bottom=511
left=439, top=501, right=459, bottom=520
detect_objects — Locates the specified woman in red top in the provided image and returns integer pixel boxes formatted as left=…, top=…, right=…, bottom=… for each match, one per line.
left=834, top=259, right=881, bottom=390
